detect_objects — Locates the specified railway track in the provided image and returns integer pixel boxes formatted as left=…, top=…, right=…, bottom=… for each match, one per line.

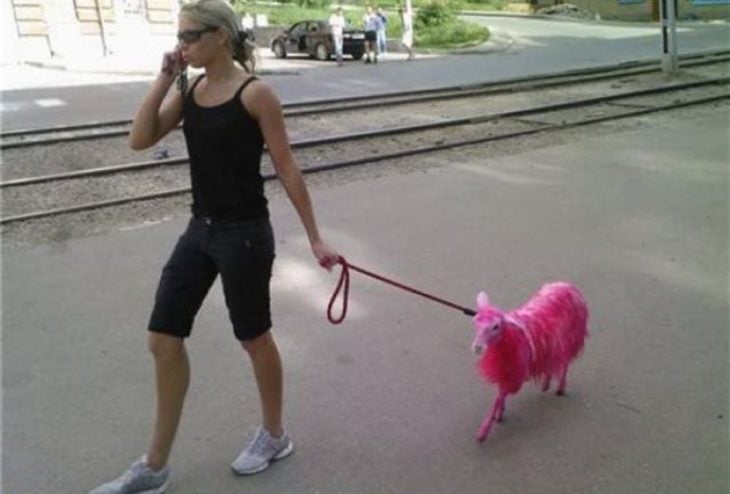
left=2, top=48, right=728, bottom=150
left=2, top=72, right=727, bottom=226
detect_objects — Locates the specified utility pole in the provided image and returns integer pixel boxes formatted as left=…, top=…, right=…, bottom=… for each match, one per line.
left=660, top=0, right=678, bottom=75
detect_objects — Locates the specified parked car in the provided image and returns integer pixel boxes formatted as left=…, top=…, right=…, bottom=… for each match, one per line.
left=270, top=20, right=365, bottom=61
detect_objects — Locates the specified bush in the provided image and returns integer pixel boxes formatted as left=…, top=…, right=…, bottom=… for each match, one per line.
left=461, top=0, right=507, bottom=9
left=233, top=2, right=331, bottom=25
left=235, top=0, right=489, bottom=49
left=415, top=1, right=459, bottom=28
left=412, top=0, right=488, bottom=48
left=416, top=18, right=488, bottom=47
left=295, top=0, right=331, bottom=8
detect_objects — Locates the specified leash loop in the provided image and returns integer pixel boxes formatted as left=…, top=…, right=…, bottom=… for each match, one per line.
left=327, top=256, right=350, bottom=324
left=326, top=256, right=476, bottom=325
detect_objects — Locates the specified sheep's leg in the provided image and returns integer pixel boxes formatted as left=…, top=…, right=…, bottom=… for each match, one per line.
left=556, top=366, right=569, bottom=396
left=496, top=398, right=507, bottom=423
left=477, top=393, right=506, bottom=443
left=541, top=375, right=551, bottom=392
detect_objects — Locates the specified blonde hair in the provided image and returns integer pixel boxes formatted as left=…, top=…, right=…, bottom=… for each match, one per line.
left=180, top=0, right=256, bottom=73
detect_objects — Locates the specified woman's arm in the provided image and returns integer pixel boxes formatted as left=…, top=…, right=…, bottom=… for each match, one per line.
left=245, top=81, right=338, bottom=268
left=128, top=49, right=186, bottom=150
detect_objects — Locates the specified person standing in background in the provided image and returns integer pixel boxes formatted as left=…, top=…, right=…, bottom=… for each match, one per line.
left=329, top=6, right=346, bottom=66
left=362, top=6, right=380, bottom=64
left=376, top=6, right=388, bottom=56
left=399, top=5, right=414, bottom=61
left=241, top=11, right=255, bottom=41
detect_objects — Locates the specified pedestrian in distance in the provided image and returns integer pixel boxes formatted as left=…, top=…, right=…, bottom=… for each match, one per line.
left=88, top=0, right=339, bottom=493
left=362, top=5, right=380, bottom=64
left=376, top=6, right=388, bottom=55
left=329, top=6, right=346, bottom=66
left=399, top=5, right=415, bottom=61
left=241, top=11, right=255, bottom=42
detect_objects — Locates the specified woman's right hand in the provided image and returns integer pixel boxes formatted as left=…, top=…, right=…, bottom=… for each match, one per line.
left=161, top=47, right=185, bottom=77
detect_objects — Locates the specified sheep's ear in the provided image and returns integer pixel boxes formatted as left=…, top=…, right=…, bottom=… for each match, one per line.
left=476, top=291, right=489, bottom=308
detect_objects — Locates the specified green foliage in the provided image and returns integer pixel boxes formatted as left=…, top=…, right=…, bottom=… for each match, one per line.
left=416, top=18, right=488, bottom=47
left=233, top=2, right=332, bottom=25
left=461, top=0, right=506, bottom=8
left=414, top=1, right=458, bottom=28
left=295, top=0, right=331, bottom=8
left=234, top=1, right=490, bottom=48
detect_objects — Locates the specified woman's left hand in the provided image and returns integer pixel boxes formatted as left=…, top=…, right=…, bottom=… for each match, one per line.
left=312, top=240, right=340, bottom=271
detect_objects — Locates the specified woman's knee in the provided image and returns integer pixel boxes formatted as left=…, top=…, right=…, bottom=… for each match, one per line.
left=240, top=330, right=274, bottom=357
left=148, top=331, right=185, bottom=361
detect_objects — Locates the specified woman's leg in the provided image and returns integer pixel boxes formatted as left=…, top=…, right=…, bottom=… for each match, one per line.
left=241, top=331, right=283, bottom=437
left=146, top=332, right=190, bottom=470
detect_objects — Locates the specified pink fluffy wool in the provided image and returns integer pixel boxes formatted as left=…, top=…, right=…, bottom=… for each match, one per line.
left=471, top=282, right=589, bottom=443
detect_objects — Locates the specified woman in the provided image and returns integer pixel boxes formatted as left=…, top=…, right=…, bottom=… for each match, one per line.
left=89, top=0, right=338, bottom=492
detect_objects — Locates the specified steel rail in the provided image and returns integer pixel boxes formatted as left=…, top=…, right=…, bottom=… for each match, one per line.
left=283, top=52, right=730, bottom=117
left=2, top=49, right=728, bottom=149
left=2, top=87, right=726, bottom=225
left=3, top=76, right=727, bottom=189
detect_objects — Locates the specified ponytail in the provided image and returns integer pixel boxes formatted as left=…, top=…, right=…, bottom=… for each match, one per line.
left=233, top=30, right=257, bottom=74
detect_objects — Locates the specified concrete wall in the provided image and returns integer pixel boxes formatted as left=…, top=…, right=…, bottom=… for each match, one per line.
left=510, top=0, right=729, bottom=21
left=3, top=0, right=21, bottom=64
left=569, top=0, right=729, bottom=21
left=3, top=0, right=177, bottom=64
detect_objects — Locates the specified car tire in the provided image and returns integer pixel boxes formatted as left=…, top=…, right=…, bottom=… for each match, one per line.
left=351, top=51, right=364, bottom=61
left=272, top=41, right=287, bottom=59
left=315, top=43, right=330, bottom=61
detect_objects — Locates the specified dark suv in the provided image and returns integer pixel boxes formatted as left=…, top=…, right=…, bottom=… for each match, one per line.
left=270, top=20, right=365, bottom=61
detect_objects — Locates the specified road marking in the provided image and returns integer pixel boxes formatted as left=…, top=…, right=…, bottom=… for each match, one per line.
left=0, top=101, right=28, bottom=112
left=33, top=98, right=66, bottom=108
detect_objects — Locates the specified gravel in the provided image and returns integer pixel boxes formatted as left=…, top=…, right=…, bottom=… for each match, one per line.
left=2, top=66, right=727, bottom=249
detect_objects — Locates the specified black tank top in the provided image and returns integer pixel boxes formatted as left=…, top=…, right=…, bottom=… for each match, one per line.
left=183, top=75, right=268, bottom=220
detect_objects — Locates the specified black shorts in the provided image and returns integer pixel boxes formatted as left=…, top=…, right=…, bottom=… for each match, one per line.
left=148, top=216, right=275, bottom=341
left=365, top=30, right=377, bottom=42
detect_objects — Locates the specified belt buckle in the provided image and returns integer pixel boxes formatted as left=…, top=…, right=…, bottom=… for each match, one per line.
left=202, top=217, right=213, bottom=226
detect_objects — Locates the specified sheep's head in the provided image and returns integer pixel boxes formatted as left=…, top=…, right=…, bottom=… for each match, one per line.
left=472, top=291, right=505, bottom=355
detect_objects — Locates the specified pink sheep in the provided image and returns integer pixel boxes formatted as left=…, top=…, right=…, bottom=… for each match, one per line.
left=471, top=282, right=589, bottom=443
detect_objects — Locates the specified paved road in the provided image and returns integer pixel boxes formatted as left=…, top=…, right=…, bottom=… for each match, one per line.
left=1, top=16, right=728, bottom=131
left=4, top=103, right=728, bottom=492
left=3, top=14, right=729, bottom=494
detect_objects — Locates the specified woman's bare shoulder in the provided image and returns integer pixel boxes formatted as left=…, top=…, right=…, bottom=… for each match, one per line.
left=242, top=78, right=282, bottom=116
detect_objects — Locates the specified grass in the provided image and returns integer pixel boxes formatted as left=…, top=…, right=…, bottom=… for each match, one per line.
left=416, top=19, right=489, bottom=48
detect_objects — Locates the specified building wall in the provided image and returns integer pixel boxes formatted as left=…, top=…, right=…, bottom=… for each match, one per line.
left=2, top=0, right=177, bottom=64
left=569, top=0, right=729, bottom=21
left=512, top=0, right=729, bottom=21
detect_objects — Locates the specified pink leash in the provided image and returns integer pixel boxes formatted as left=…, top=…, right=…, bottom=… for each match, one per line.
left=327, top=256, right=477, bottom=324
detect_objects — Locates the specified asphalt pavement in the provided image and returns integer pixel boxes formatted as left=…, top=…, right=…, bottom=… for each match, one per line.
left=4, top=103, right=728, bottom=494
left=2, top=14, right=729, bottom=494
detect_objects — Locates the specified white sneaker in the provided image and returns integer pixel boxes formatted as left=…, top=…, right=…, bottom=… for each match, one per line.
left=231, top=426, right=294, bottom=475
left=88, top=456, right=170, bottom=494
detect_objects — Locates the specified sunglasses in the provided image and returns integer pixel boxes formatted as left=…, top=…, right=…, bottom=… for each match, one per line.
left=177, top=26, right=218, bottom=44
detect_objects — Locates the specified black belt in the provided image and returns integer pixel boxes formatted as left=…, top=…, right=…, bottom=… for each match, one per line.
left=193, top=215, right=266, bottom=226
